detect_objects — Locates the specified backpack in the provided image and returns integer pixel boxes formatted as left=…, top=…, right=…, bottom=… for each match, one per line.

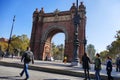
left=25, top=51, right=32, bottom=63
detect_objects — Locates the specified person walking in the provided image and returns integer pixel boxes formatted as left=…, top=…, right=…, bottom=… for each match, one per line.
left=94, top=53, right=101, bottom=80
left=20, top=47, right=34, bottom=80
left=81, top=52, right=91, bottom=80
left=0, top=46, right=4, bottom=59
left=115, top=56, right=120, bottom=72
left=106, top=56, right=113, bottom=80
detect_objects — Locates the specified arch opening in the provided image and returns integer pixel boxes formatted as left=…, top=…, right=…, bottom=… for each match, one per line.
left=43, top=28, right=65, bottom=61
left=51, top=33, right=65, bottom=61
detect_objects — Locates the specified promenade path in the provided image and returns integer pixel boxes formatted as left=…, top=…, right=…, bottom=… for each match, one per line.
left=0, top=58, right=120, bottom=80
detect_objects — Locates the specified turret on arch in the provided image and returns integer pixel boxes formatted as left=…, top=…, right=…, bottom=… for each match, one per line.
left=30, top=2, right=86, bottom=62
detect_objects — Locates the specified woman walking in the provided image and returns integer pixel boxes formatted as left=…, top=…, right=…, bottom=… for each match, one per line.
left=81, top=52, right=91, bottom=80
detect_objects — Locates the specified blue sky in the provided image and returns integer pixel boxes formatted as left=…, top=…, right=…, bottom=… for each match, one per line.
left=0, top=0, right=120, bottom=53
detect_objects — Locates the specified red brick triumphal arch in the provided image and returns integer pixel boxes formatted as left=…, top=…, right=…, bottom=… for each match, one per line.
left=30, top=2, right=86, bottom=62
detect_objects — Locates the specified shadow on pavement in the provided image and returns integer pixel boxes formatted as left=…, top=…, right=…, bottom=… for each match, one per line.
left=0, top=76, right=23, bottom=80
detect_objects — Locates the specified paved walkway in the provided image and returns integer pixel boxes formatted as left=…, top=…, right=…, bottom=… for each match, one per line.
left=0, top=58, right=120, bottom=80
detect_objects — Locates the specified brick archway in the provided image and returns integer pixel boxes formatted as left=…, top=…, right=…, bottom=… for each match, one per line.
left=30, top=2, right=86, bottom=62
left=41, top=25, right=68, bottom=43
left=41, top=25, right=68, bottom=60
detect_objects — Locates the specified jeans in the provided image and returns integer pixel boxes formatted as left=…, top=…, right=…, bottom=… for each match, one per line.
left=95, top=69, right=101, bottom=80
left=20, top=63, right=29, bottom=79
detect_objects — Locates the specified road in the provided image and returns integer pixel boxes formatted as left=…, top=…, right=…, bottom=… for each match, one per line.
left=0, top=65, right=84, bottom=80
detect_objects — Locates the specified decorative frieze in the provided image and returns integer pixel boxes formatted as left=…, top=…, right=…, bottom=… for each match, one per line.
left=43, top=15, right=71, bottom=22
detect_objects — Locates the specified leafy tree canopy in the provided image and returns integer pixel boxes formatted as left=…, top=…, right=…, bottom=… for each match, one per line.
left=100, top=30, right=120, bottom=62
left=86, top=44, right=96, bottom=61
left=0, top=34, right=29, bottom=55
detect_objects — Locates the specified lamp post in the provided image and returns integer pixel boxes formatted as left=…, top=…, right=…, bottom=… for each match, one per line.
left=71, top=0, right=80, bottom=66
left=6, top=15, right=15, bottom=56
left=84, top=37, right=87, bottom=55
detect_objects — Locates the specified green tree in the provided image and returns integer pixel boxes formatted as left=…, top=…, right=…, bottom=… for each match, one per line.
left=115, top=30, right=120, bottom=40
left=100, top=30, right=120, bottom=63
left=0, top=34, right=29, bottom=56
left=57, top=44, right=64, bottom=60
left=51, top=43, right=64, bottom=60
left=86, top=44, right=96, bottom=61
left=51, top=43, right=58, bottom=60
left=0, top=41, right=8, bottom=51
left=106, top=30, right=120, bottom=59
left=11, top=34, right=29, bottom=55
left=100, top=50, right=109, bottom=63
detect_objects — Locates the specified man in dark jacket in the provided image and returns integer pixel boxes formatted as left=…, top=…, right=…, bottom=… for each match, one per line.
left=116, top=56, right=120, bottom=72
left=82, top=52, right=91, bottom=80
left=106, top=56, right=113, bottom=80
left=20, top=47, right=34, bottom=80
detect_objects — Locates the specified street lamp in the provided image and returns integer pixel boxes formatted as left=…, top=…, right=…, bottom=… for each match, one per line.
left=71, top=0, right=80, bottom=66
left=6, top=15, right=15, bottom=56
